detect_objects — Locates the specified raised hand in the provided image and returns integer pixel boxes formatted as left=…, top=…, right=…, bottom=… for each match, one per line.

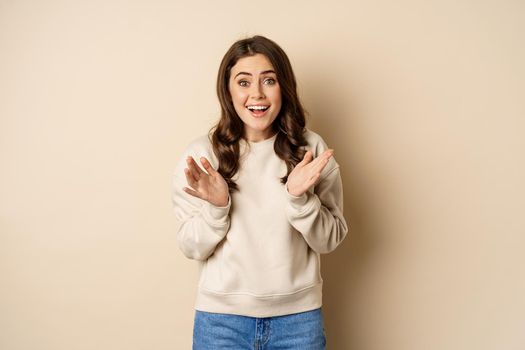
left=286, top=149, right=334, bottom=197
left=183, top=156, right=230, bottom=207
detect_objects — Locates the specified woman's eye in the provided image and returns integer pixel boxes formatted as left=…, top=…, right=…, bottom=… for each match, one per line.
left=264, top=78, right=276, bottom=85
left=239, top=80, right=249, bottom=87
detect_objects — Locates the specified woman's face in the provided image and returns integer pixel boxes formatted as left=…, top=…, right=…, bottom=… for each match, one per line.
left=228, top=53, right=282, bottom=142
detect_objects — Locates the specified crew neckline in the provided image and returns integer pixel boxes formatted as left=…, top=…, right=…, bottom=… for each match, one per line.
left=245, top=132, right=277, bottom=147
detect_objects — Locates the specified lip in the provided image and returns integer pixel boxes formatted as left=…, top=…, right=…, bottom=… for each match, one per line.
left=246, top=105, right=270, bottom=118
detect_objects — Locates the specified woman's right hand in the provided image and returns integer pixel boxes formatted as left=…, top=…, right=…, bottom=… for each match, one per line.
left=183, top=156, right=230, bottom=207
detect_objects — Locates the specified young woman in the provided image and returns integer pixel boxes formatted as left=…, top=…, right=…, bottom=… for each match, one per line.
left=172, top=35, right=348, bottom=349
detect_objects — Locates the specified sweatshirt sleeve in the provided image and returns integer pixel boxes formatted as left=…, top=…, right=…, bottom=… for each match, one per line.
left=171, top=148, right=232, bottom=261
left=284, top=160, right=348, bottom=254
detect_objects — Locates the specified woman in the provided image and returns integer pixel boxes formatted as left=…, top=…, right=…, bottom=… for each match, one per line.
left=172, top=35, right=348, bottom=349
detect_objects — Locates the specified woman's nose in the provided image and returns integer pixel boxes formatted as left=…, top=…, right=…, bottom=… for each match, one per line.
left=250, top=82, right=265, bottom=99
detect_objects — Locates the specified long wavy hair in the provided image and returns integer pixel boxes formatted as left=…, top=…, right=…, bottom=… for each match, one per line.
left=210, top=35, right=308, bottom=192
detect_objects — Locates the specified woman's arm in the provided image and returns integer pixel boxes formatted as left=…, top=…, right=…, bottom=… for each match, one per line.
left=285, top=155, right=349, bottom=254
left=172, top=152, right=231, bottom=261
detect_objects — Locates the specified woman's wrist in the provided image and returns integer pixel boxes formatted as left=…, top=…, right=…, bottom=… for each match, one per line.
left=286, top=183, right=304, bottom=198
left=212, top=195, right=230, bottom=208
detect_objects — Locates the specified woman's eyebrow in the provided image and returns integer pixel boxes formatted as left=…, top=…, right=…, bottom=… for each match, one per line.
left=234, top=70, right=276, bottom=78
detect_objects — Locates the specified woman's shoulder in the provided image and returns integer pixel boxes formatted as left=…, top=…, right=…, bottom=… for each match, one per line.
left=303, top=128, right=330, bottom=154
left=184, top=133, right=213, bottom=153
left=174, top=132, right=217, bottom=171
left=303, top=128, right=340, bottom=175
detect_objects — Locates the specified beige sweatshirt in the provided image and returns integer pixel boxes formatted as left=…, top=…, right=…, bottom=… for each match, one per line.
left=171, top=128, right=348, bottom=317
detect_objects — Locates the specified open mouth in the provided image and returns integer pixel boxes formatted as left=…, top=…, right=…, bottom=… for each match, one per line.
left=247, top=105, right=270, bottom=117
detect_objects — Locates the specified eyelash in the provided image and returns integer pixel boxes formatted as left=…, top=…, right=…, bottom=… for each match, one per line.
left=238, top=78, right=276, bottom=87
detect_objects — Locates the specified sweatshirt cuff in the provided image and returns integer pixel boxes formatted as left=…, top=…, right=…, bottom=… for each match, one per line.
left=201, top=195, right=231, bottom=224
left=285, top=183, right=316, bottom=211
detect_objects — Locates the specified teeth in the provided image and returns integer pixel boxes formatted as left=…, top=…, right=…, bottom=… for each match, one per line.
left=247, top=105, right=269, bottom=110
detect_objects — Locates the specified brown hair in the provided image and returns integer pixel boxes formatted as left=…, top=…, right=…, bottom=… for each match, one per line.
left=210, top=35, right=308, bottom=192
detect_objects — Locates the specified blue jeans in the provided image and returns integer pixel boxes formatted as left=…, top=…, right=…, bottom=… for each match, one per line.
left=193, top=308, right=326, bottom=350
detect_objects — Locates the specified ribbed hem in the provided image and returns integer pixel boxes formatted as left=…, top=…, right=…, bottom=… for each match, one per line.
left=194, top=282, right=323, bottom=318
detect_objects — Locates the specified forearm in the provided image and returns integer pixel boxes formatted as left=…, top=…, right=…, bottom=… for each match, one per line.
left=285, top=167, right=348, bottom=254
left=176, top=198, right=231, bottom=260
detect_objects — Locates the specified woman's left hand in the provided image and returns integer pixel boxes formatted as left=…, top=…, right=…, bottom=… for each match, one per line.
left=286, top=149, right=334, bottom=197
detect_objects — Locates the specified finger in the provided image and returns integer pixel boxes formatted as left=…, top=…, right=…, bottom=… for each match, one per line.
left=182, top=186, right=203, bottom=200
left=186, top=156, right=203, bottom=179
left=310, top=172, right=323, bottom=186
left=314, top=149, right=334, bottom=165
left=308, top=150, right=333, bottom=174
left=314, top=149, right=333, bottom=163
left=306, top=151, right=326, bottom=169
left=189, top=157, right=205, bottom=178
left=322, top=149, right=334, bottom=159
left=299, top=150, right=313, bottom=166
left=200, top=157, right=218, bottom=176
left=303, top=149, right=332, bottom=168
left=310, top=156, right=330, bottom=174
left=184, top=168, right=198, bottom=188
left=189, top=156, right=205, bottom=173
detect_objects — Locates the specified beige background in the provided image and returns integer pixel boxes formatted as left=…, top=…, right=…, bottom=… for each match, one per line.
left=1, top=0, right=524, bottom=349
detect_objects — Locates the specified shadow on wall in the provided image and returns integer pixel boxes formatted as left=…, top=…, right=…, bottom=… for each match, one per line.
left=303, top=66, right=384, bottom=349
